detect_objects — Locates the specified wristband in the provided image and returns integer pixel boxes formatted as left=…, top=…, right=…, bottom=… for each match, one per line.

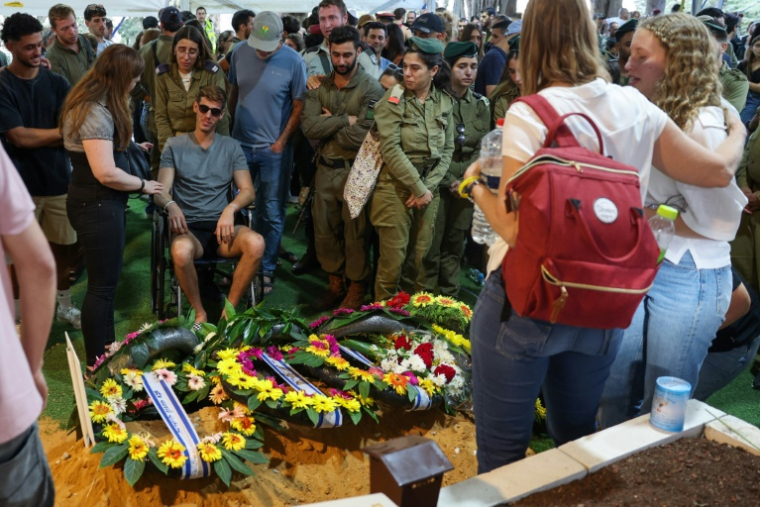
left=164, top=200, right=176, bottom=211
left=139, top=179, right=146, bottom=192
left=458, top=175, right=484, bottom=200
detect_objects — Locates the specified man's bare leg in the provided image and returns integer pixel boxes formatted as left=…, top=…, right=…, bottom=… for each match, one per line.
left=171, top=234, right=207, bottom=323
left=218, top=226, right=265, bottom=310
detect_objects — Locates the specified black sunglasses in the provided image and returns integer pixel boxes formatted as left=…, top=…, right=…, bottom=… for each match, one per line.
left=198, top=104, right=223, bottom=117
left=455, top=123, right=465, bottom=146
left=386, top=62, right=403, bottom=75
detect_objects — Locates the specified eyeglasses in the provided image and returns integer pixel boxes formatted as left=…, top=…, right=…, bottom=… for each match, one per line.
left=455, top=124, right=465, bottom=146
left=198, top=104, right=223, bottom=117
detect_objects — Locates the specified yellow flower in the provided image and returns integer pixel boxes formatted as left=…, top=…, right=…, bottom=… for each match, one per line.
left=284, top=390, right=314, bottom=409
left=102, top=423, right=128, bottom=444
left=312, top=394, right=338, bottom=413
left=419, top=378, right=437, bottom=396
left=157, top=440, right=187, bottom=469
left=305, top=345, right=330, bottom=358
left=254, top=379, right=284, bottom=402
left=411, top=292, right=435, bottom=307
left=216, top=358, right=242, bottom=376
left=128, top=435, right=149, bottom=461
left=325, top=356, right=350, bottom=371
left=431, top=324, right=472, bottom=353
left=535, top=398, right=547, bottom=420
left=216, top=348, right=240, bottom=361
left=230, top=416, right=257, bottom=436
left=209, top=383, right=228, bottom=404
left=120, top=368, right=143, bottom=377
left=383, top=372, right=409, bottom=395
left=197, top=442, right=222, bottom=462
left=89, top=400, right=113, bottom=423
left=182, top=363, right=206, bottom=377
left=335, top=397, right=361, bottom=413
left=227, top=372, right=256, bottom=390
left=152, top=358, right=176, bottom=370
left=356, top=394, right=375, bottom=407
left=348, top=367, right=376, bottom=383
left=221, top=432, right=246, bottom=451
left=435, top=295, right=456, bottom=307
left=100, top=378, right=123, bottom=399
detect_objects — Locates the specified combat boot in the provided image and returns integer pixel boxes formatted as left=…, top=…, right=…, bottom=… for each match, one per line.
left=340, top=280, right=367, bottom=310
left=312, top=274, right=346, bottom=312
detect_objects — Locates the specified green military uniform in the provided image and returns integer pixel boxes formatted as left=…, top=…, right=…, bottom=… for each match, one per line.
left=731, top=123, right=760, bottom=293
left=138, top=35, right=174, bottom=170
left=304, top=39, right=381, bottom=79
left=45, top=34, right=95, bottom=87
left=154, top=61, right=230, bottom=154
left=420, top=86, right=489, bottom=296
left=489, top=78, right=519, bottom=128
left=371, top=42, right=455, bottom=300
left=300, top=66, right=385, bottom=283
left=720, top=60, right=749, bottom=113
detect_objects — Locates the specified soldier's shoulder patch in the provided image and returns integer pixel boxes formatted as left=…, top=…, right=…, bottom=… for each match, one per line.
left=204, top=60, right=220, bottom=73
left=388, top=84, right=404, bottom=104
left=156, top=63, right=170, bottom=75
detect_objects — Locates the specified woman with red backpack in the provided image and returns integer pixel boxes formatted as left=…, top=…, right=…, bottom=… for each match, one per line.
left=460, top=0, right=747, bottom=472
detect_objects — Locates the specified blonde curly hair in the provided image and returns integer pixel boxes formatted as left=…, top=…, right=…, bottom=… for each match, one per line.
left=638, top=13, right=723, bottom=131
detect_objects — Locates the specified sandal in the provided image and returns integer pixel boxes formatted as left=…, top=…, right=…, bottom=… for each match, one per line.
left=262, top=274, right=275, bottom=295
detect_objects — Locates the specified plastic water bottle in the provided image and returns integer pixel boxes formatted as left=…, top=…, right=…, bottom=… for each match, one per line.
left=471, top=119, right=504, bottom=246
left=648, top=204, right=678, bottom=264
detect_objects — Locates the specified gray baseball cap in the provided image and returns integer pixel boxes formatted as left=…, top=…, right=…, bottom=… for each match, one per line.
left=248, top=11, right=283, bottom=52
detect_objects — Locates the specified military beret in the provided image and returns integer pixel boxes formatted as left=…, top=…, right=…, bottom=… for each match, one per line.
left=614, top=18, right=638, bottom=41
left=443, top=41, right=478, bottom=60
left=410, top=36, right=444, bottom=54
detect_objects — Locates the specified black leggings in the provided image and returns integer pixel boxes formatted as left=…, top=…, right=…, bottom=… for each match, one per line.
left=67, top=186, right=127, bottom=366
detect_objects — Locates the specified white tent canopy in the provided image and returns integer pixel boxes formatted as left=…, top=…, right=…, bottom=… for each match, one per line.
left=0, top=0, right=432, bottom=19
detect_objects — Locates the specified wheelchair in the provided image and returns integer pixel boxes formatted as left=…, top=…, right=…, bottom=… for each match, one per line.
left=150, top=204, right=263, bottom=319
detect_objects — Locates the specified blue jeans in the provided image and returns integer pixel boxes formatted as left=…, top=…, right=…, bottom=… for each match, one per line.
left=693, top=334, right=760, bottom=401
left=598, top=252, right=731, bottom=428
left=740, top=91, right=760, bottom=127
left=0, top=423, right=55, bottom=506
left=471, top=270, right=622, bottom=473
left=242, top=145, right=291, bottom=275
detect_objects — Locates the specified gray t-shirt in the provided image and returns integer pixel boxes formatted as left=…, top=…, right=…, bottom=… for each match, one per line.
left=62, top=102, right=114, bottom=152
left=160, top=133, right=248, bottom=223
left=228, top=43, right=307, bottom=149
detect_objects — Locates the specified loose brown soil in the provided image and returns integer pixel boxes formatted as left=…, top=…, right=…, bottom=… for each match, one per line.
left=40, top=406, right=478, bottom=507
left=514, top=437, right=760, bottom=507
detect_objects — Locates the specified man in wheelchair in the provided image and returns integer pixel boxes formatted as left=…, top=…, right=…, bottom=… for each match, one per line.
left=154, top=85, right=265, bottom=324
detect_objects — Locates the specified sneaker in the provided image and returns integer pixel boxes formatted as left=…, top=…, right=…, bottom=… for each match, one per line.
left=57, top=306, right=82, bottom=329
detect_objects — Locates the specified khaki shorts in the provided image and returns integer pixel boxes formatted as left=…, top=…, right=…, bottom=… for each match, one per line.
left=32, top=194, right=77, bottom=246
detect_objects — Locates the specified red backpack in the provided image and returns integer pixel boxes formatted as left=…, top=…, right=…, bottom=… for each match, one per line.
left=501, top=95, right=660, bottom=329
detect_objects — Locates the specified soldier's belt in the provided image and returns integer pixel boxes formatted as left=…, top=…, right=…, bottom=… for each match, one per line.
left=412, top=159, right=441, bottom=179
left=319, top=156, right=354, bottom=168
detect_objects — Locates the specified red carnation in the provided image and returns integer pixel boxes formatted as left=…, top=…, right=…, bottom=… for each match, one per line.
left=433, top=364, right=457, bottom=383
left=387, top=291, right=411, bottom=309
left=413, top=343, right=434, bottom=369
left=394, top=335, right=412, bottom=351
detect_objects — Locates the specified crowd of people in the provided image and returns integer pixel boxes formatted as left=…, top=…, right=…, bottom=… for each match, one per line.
left=2, top=0, right=760, bottom=504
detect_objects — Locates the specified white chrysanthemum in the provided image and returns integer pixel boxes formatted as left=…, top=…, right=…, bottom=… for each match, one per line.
left=405, top=354, right=427, bottom=372
left=432, top=339, right=449, bottom=360
left=123, top=371, right=144, bottom=392
left=380, top=357, right=397, bottom=372
left=432, top=374, right=447, bottom=388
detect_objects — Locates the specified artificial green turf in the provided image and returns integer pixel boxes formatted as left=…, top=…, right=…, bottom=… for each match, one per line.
left=42, top=198, right=760, bottom=444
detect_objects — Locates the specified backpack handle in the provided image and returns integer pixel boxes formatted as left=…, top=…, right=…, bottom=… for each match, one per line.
left=546, top=112, right=605, bottom=155
left=514, top=95, right=605, bottom=154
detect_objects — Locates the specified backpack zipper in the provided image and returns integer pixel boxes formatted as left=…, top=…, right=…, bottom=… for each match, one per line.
left=508, top=155, right=638, bottom=183
left=541, top=265, right=653, bottom=323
